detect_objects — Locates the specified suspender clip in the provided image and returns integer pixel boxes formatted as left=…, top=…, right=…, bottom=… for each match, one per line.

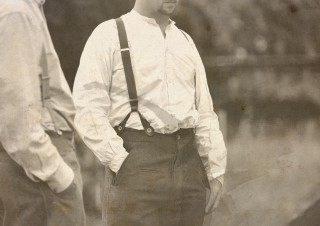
left=129, top=98, right=138, bottom=112
left=41, top=75, right=50, bottom=81
left=116, top=18, right=154, bottom=137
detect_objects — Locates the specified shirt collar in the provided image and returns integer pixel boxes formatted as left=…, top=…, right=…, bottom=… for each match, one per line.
left=34, top=0, right=46, bottom=6
left=130, top=10, right=176, bottom=26
left=169, top=18, right=176, bottom=26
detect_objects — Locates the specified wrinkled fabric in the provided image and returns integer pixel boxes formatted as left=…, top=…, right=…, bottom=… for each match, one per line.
left=73, top=10, right=226, bottom=181
left=0, top=132, right=86, bottom=226
left=103, top=128, right=207, bottom=226
left=0, top=0, right=75, bottom=192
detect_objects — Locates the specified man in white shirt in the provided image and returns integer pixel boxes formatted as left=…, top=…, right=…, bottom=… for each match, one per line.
left=0, top=0, right=85, bottom=225
left=73, top=0, right=227, bottom=225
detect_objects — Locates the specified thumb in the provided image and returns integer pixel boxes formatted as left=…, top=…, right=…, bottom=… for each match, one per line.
left=205, top=188, right=216, bottom=214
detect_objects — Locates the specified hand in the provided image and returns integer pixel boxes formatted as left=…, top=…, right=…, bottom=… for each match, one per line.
left=55, top=180, right=76, bottom=197
left=205, top=178, right=222, bottom=214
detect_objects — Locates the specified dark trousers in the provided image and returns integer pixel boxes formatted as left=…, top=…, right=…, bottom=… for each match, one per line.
left=103, top=128, right=209, bottom=226
left=0, top=131, right=86, bottom=226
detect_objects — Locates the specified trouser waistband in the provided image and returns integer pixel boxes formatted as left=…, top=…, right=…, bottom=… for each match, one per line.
left=118, top=127, right=195, bottom=143
left=170, top=128, right=195, bottom=136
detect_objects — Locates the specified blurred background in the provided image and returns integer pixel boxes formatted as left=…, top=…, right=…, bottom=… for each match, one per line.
left=44, top=0, right=320, bottom=225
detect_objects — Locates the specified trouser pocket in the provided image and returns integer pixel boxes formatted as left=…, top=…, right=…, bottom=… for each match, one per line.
left=195, top=151, right=210, bottom=189
left=111, top=153, right=132, bottom=186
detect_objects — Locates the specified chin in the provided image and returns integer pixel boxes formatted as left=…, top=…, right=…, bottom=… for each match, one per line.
left=159, top=8, right=176, bottom=16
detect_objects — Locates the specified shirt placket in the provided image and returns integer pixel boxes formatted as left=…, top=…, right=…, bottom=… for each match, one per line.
left=153, top=23, right=170, bottom=115
left=164, top=28, right=175, bottom=117
left=164, top=38, right=170, bottom=114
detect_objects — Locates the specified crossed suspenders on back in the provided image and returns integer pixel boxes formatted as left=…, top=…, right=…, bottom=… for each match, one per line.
left=114, top=18, right=155, bottom=136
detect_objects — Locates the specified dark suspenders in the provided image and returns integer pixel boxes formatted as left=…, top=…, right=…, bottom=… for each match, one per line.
left=39, top=46, right=77, bottom=133
left=114, top=18, right=154, bottom=136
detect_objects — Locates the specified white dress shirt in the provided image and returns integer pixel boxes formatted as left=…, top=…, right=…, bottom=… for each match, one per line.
left=73, top=10, right=227, bottom=182
left=0, top=0, right=75, bottom=192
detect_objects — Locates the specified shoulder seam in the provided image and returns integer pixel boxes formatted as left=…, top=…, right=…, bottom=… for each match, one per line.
left=179, top=29, right=194, bottom=47
left=0, top=1, right=30, bottom=20
left=0, top=11, right=28, bottom=20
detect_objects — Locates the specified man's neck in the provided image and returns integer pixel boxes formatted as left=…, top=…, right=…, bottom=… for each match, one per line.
left=133, top=6, right=170, bottom=35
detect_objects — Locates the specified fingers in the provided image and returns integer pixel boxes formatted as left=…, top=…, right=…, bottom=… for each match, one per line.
left=205, top=179, right=223, bottom=214
left=205, top=188, right=216, bottom=214
left=213, top=189, right=222, bottom=209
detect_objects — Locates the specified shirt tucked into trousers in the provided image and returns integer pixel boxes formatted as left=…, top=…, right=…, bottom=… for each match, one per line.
left=0, top=132, right=85, bottom=226
left=73, top=10, right=227, bottom=181
left=103, top=128, right=210, bottom=226
left=73, top=10, right=227, bottom=226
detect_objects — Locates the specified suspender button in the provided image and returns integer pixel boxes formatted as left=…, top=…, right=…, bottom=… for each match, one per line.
left=146, top=128, right=154, bottom=136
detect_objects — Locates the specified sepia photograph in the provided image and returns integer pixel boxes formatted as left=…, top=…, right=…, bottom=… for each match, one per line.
left=1, top=0, right=320, bottom=225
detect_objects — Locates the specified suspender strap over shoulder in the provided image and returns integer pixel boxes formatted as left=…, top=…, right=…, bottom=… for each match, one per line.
left=114, top=18, right=154, bottom=136
left=40, top=46, right=51, bottom=107
left=115, top=18, right=138, bottom=112
left=39, top=46, right=76, bottom=133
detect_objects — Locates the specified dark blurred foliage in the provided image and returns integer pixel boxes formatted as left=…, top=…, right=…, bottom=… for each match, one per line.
left=44, top=0, right=320, bottom=146
left=44, top=0, right=320, bottom=137
left=44, top=0, right=320, bottom=83
left=44, top=0, right=135, bottom=85
left=181, top=0, right=320, bottom=56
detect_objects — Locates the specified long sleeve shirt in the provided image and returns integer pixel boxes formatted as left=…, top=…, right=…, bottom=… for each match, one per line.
left=0, top=0, right=75, bottom=192
left=73, top=10, right=227, bottom=182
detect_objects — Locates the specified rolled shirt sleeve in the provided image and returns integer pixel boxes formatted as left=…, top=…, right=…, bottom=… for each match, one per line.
left=191, top=39, right=227, bottom=184
left=73, top=21, right=129, bottom=173
left=0, top=12, right=74, bottom=193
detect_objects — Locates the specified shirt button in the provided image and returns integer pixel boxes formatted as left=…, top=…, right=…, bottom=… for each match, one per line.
left=177, top=135, right=181, bottom=140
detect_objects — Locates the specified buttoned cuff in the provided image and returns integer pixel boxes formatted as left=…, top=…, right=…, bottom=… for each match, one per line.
left=109, top=151, right=129, bottom=173
left=214, top=175, right=224, bottom=185
left=46, top=160, right=75, bottom=193
left=208, top=173, right=225, bottom=185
